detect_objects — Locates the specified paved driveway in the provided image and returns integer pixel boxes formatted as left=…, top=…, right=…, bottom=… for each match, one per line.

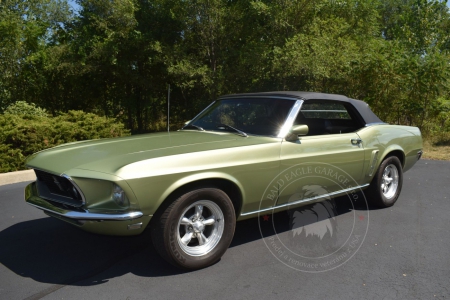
left=0, top=160, right=449, bottom=299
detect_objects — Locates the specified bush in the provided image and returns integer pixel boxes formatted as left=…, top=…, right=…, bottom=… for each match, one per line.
left=0, top=145, right=24, bottom=173
left=4, top=101, right=48, bottom=117
left=0, top=108, right=131, bottom=173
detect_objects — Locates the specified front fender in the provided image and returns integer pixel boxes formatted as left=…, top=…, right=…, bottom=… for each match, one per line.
left=154, top=171, right=245, bottom=214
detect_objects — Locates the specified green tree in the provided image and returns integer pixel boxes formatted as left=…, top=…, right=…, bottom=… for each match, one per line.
left=0, top=0, right=71, bottom=110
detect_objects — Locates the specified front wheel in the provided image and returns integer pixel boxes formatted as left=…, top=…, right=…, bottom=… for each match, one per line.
left=150, top=188, right=236, bottom=270
left=366, top=156, right=403, bottom=208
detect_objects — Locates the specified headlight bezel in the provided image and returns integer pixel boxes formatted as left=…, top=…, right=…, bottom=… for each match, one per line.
left=112, top=183, right=130, bottom=208
left=59, top=173, right=139, bottom=212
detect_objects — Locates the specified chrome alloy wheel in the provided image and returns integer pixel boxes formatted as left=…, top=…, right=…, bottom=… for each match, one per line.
left=177, top=200, right=225, bottom=256
left=381, top=164, right=399, bottom=199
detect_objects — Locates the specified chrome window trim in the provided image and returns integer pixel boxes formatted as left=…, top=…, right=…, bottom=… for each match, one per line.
left=240, top=183, right=370, bottom=217
left=302, top=110, right=348, bottom=113
left=277, top=100, right=303, bottom=138
left=182, top=100, right=216, bottom=129
left=185, top=97, right=303, bottom=138
left=220, top=95, right=301, bottom=101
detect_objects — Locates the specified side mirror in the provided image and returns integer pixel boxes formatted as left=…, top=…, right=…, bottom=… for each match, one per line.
left=291, top=124, right=309, bottom=136
left=184, top=120, right=191, bottom=125
left=285, top=124, right=309, bottom=141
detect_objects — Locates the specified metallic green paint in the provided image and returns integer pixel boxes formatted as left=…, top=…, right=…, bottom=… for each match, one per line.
left=277, top=132, right=365, bottom=206
left=26, top=131, right=242, bottom=175
left=25, top=182, right=149, bottom=236
left=24, top=99, right=423, bottom=236
left=357, top=125, right=423, bottom=174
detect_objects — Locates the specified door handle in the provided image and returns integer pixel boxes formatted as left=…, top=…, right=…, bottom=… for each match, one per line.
left=351, top=138, right=362, bottom=146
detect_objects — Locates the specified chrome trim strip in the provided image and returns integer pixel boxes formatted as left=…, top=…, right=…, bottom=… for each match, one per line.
left=182, top=100, right=216, bottom=129
left=240, top=183, right=370, bottom=216
left=368, top=150, right=379, bottom=176
left=277, top=100, right=303, bottom=138
left=220, top=95, right=301, bottom=101
left=365, top=122, right=388, bottom=127
left=303, top=110, right=347, bottom=113
left=27, top=202, right=143, bottom=221
left=62, top=173, right=86, bottom=205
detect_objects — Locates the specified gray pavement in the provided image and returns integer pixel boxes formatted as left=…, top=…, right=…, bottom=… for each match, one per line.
left=0, top=160, right=449, bottom=300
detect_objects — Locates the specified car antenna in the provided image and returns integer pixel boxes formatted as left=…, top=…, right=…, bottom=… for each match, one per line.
left=167, top=84, right=170, bottom=133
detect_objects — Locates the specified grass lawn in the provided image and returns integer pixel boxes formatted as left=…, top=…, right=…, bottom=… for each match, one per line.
left=422, top=140, right=450, bottom=161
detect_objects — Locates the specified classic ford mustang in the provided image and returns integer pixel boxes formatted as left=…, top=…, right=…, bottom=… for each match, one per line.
left=25, top=91, right=423, bottom=269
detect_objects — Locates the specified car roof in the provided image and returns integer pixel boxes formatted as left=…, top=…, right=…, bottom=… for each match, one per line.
left=219, top=91, right=384, bottom=124
left=220, top=91, right=349, bottom=101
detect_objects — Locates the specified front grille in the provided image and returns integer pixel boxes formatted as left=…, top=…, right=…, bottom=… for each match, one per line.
left=34, top=169, right=84, bottom=207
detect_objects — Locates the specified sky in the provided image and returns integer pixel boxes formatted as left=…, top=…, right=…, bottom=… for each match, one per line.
left=68, top=0, right=80, bottom=12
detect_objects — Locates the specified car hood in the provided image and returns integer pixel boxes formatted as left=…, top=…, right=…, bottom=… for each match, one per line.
left=26, top=131, right=278, bottom=176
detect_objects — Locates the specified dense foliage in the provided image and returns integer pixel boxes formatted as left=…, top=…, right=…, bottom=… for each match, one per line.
left=1, top=0, right=450, bottom=169
left=0, top=102, right=130, bottom=172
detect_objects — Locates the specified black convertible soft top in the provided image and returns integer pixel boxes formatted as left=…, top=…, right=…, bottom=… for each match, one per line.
left=220, top=91, right=383, bottom=125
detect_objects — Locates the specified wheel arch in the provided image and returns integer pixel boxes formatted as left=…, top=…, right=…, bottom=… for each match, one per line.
left=381, top=148, right=405, bottom=168
left=365, top=148, right=404, bottom=208
left=367, top=147, right=405, bottom=186
left=150, top=174, right=244, bottom=224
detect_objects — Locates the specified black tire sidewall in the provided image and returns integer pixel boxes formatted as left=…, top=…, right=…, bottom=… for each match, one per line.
left=163, top=188, right=236, bottom=270
left=372, top=156, right=403, bottom=207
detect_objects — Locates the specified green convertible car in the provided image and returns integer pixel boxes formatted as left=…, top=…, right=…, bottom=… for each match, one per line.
left=25, top=91, right=423, bottom=269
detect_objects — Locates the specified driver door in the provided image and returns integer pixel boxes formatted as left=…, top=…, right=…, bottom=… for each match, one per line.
left=276, top=101, right=365, bottom=206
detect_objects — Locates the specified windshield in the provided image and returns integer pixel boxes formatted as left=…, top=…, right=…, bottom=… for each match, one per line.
left=186, top=98, right=295, bottom=136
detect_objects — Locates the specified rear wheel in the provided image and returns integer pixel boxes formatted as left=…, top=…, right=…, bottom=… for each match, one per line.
left=366, top=156, right=403, bottom=208
left=151, top=188, right=236, bottom=270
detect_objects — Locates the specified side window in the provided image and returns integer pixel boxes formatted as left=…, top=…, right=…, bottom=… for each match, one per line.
left=295, top=101, right=362, bottom=135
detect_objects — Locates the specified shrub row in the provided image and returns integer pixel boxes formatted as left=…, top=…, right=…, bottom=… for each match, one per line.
left=0, top=103, right=130, bottom=173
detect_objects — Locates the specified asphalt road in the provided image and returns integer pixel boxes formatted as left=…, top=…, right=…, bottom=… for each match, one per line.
left=0, top=159, right=449, bottom=300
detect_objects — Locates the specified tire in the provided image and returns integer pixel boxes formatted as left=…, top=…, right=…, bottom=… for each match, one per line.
left=150, top=188, right=236, bottom=270
left=366, top=156, right=403, bottom=208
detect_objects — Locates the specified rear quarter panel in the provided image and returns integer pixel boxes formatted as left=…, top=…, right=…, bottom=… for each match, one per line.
left=357, top=125, right=422, bottom=185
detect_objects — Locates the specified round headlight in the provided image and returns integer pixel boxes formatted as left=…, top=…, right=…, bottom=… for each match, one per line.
left=112, top=184, right=130, bottom=207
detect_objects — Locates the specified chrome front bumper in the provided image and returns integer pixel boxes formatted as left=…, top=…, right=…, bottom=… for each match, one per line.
left=25, top=182, right=143, bottom=221
left=25, top=182, right=149, bottom=236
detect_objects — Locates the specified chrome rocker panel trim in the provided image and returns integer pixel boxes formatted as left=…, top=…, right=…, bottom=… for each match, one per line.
left=240, top=183, right=370, bottom=217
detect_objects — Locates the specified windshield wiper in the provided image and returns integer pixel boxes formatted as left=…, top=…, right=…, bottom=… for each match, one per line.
left=217, top=124, right=248, bottom=137
left=182, top=124, right=204, bottom=131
